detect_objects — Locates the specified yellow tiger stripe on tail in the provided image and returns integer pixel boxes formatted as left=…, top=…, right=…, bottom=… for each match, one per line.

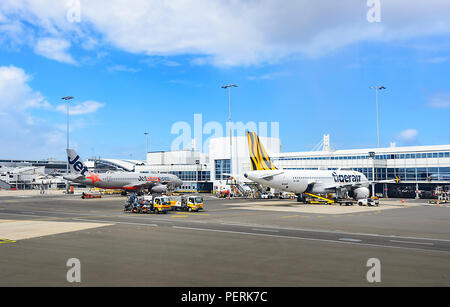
left=246, top=131, right=277, bottom=171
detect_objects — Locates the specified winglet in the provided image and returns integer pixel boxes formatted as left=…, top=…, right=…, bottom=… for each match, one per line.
left=246, top=131, right=277, bottom=171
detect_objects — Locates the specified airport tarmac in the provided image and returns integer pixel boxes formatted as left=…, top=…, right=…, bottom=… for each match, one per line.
left=0, top=192, right=449, bottom=286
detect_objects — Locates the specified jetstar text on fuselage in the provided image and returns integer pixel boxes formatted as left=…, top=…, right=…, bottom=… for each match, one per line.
left=138, top=176, right=161, bottom=182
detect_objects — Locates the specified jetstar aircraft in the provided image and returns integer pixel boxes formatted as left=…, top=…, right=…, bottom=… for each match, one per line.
left=244, top=131, right=399, bottom=201
left=63, top=149, right=182, bottom=194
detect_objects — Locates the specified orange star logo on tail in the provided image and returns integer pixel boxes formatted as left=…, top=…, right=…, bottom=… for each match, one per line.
left=86, top=172, right=102, bottom=185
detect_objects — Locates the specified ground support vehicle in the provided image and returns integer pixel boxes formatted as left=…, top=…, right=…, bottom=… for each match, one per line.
left=357, top=198, right=380, bottom=207
left=81, top=192, right=101, bottom=199
left=124, top=194, right=171, bottom=214
left=171, top=195, right=204, bottom=212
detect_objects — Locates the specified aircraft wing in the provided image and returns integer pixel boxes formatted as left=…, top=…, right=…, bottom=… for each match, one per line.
left=370, top=176, right=401, bottom=184
left=159, top=178, right=176, bottom=185
left=323, top=182, right=364, bottom=191
left=122, top=182, right=148, bottom=189
left=64, top=174, right=85, bottom=181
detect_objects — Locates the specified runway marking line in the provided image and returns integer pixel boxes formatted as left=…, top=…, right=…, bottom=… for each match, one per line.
left=390, top=240, right=434, bottom=246
left=339, top=238, right=362, bottom=242
left=171, top=226, right=450, bottom=254
left=252, top=228, right=279, bottom=233
left=0, top=238, right=16, bottom=244
left=174, top=212, right=209, bottom=215
left=73, top=218, right=158, bottom=227
left=0, top=219, right=20, bottom=223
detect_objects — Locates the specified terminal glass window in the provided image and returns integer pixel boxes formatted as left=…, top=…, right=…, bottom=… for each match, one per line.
left=387, top=168, right=396, bottom=179
left=439, top=167, right=450, bottom=180
left=406, top=168, right=417, bottom=181
left=215, top=159, right=231, bottom=180
left=397, top=168, right=406, bottom=181
left=417, top=168, right=427, bottom=180
left=428, top=167, right=438, bottom=177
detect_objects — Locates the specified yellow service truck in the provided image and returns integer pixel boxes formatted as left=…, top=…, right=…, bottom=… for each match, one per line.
left=152, top=196, right=172, bottom=214
left=171, top=195, right=204, bottom=212
left=124, top=195, right=171, bottom=214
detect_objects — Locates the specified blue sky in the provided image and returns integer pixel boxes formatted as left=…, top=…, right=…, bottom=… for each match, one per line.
left=0, top=1, right=449, bottom=160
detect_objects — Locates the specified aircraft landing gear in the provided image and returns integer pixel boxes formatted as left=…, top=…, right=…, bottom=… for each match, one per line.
left=296, top=194, right=306, bottom=203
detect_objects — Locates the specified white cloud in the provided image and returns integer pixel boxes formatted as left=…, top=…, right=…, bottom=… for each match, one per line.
left=248, top=71, right=291, bottom=81
left=428, top=93, right=450, bottom=109
left=0, top=65, right=50, bottom=111
left=142, top=57, right=181, bottom=67
left=0, top=65, right=62, bottom=158
left=396, top=129, right=419, bottom=144
left=107, top=65, right=140, bottom=73
left=2, top=1, right=450, bottom=66
left=55, top=100, right=105, bottom=115
left=0, top=65, right=105, bottom=159
left=421, top=56, right=450, bottom=64
left=34, top=37, right=77, bottom=64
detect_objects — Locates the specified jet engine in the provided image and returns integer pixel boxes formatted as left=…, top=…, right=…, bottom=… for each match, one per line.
left=348, top=187, right=370, bottom=199
left=151, top=185, right=167, bottom=194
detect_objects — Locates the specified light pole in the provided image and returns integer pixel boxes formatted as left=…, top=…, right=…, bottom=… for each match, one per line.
left=221, top=84, right=238, bottom=177
left=369, top=151, right=376, bottom=197
left=370, top=86, right=386, bottom=147
left=144, top=131, right=149, bottom=159
left=62, top=96, right=74, bottom=193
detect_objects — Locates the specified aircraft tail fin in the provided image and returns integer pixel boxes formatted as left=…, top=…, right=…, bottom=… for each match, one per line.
left=246, top=131, right=277, bottom=171
left=66, top=149, right=89, bottom=176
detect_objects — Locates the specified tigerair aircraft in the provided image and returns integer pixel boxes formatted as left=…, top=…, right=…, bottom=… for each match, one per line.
left=63, top=149, right=182, bottom=194
left=244, top=131, right=399, bottom=201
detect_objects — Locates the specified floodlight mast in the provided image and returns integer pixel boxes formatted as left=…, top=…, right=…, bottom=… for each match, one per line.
left=61, top=96, right=74, bottom=193
left=221, top=84, right=238, bottom=177
left=370, top=86, right=386, bottom=148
